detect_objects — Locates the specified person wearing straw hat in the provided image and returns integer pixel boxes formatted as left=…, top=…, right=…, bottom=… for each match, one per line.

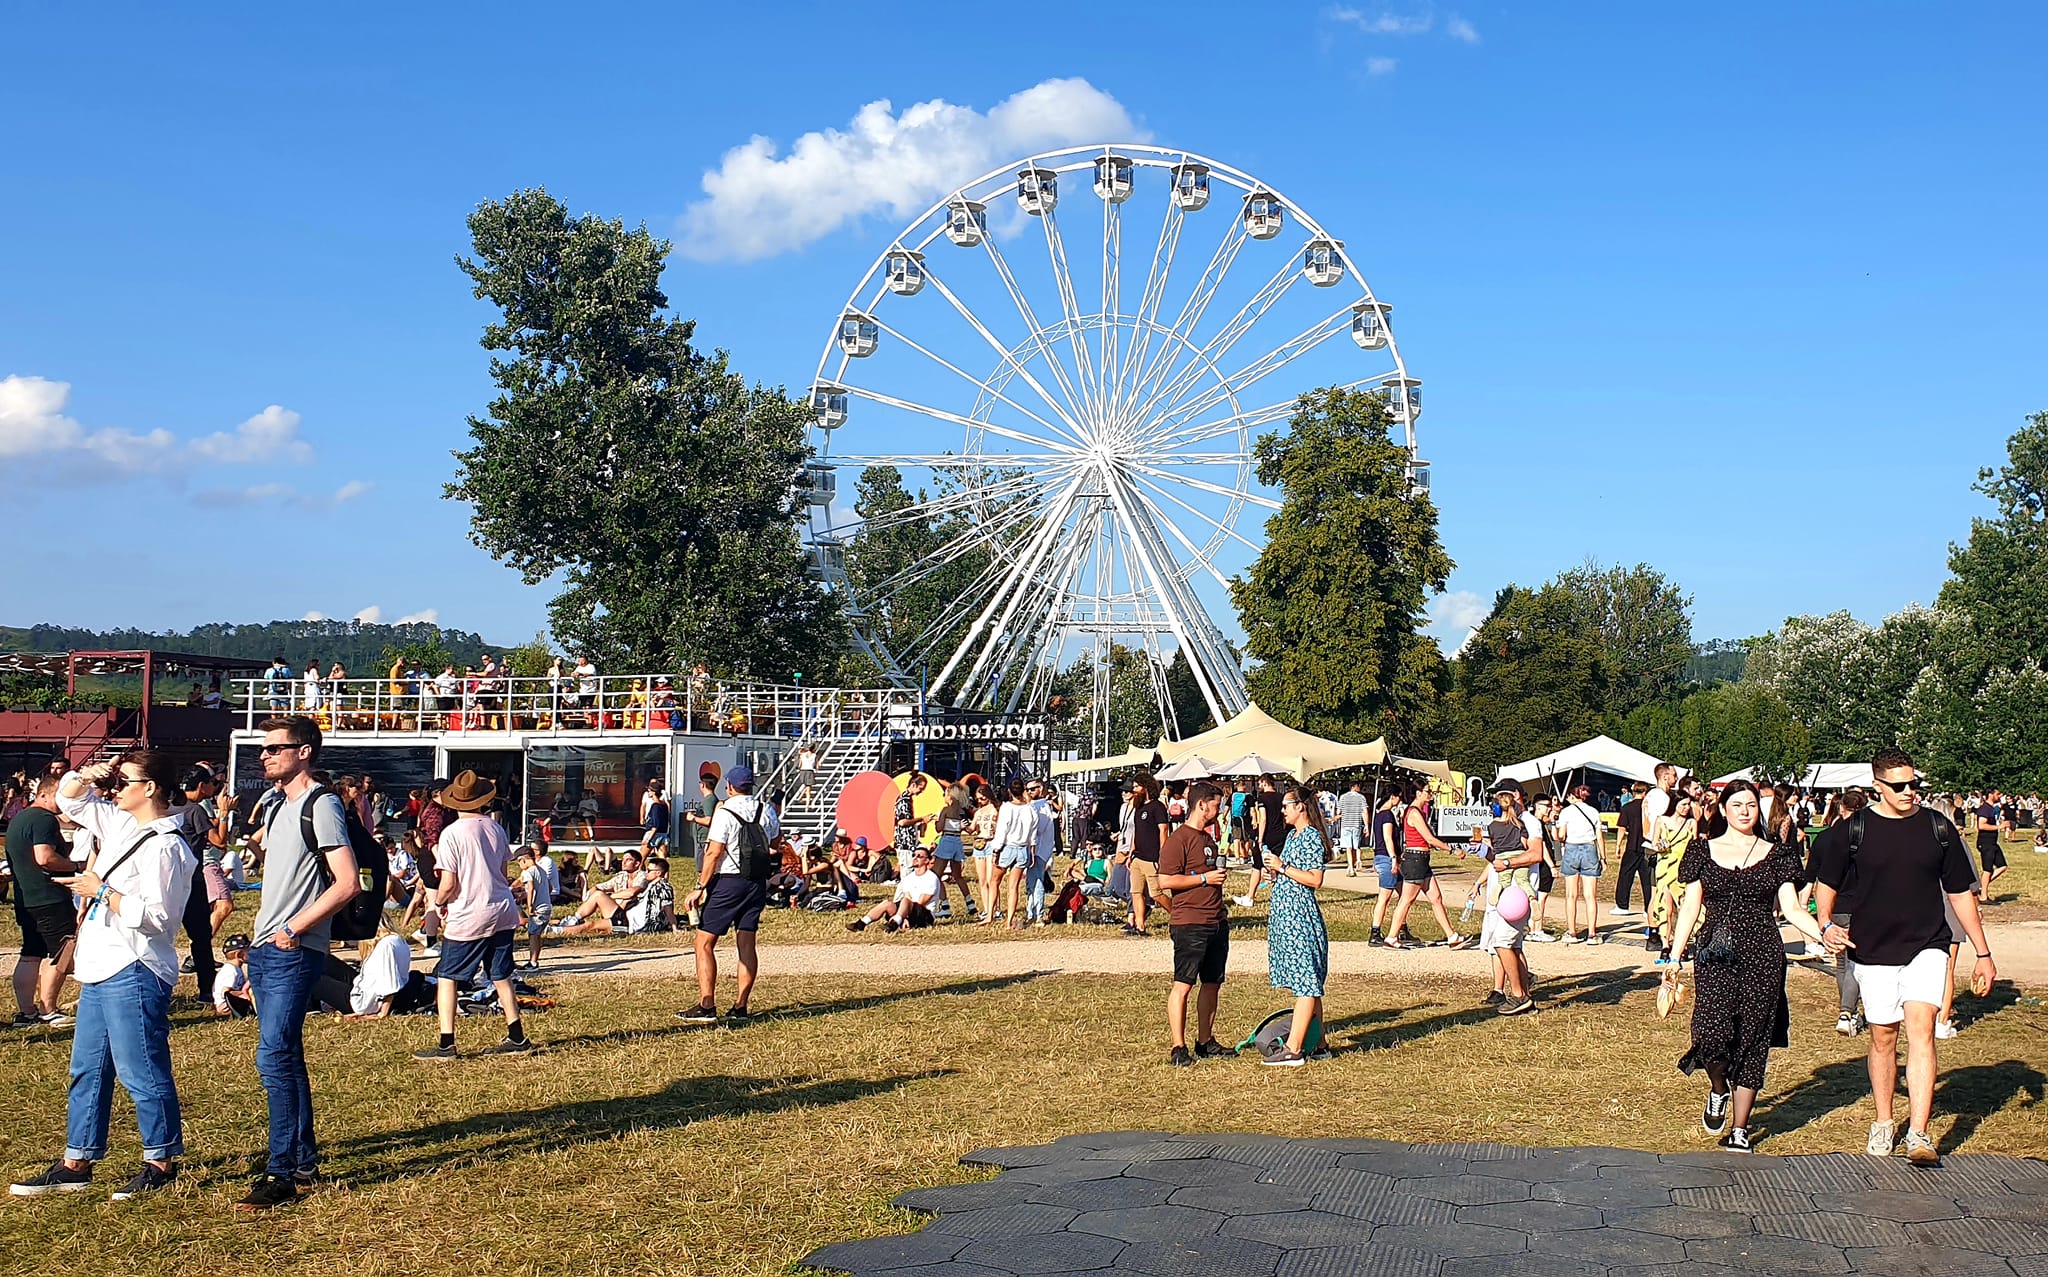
left=412, top=770, right=534, bottom=1063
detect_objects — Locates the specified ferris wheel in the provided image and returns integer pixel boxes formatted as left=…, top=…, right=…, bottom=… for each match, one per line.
left=806, top=143, right=1422, bottom=750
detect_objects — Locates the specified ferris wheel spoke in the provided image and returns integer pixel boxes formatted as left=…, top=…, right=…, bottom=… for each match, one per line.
left=917, top=262, right=1090, bottom=438
left=1115, top=197, right=1189, bottom=415
left=842, top=385, right=1068, bottom=455
left=1125, top=470, right=1262, bottom=558
left=976, top=233, right=1089, bottom=421
left=1145, top=377, right=1385, bottom=452
left=1038, top=207, right=1103, bottom=425
left=930, top=470, right=1089, bottom=699
left=1126, top=255, right=1302, bottom=431
left=862, top=319, right=1086, bottom=447
left=1125, top=219, right=1249, bottom=424
left=1128, top=462, right=1281, bottom=511
left=1100, top=192, right=1120, bottom=421
left=843, top=472, right=1049, bottom=540
left=1150, top=303, right=1357, bottom=432
left=830, top=453, right=1073, bottom=469
left=1099, top=472, right=1234, bottom=724
left=1125, top=479, right=1233, bottom=590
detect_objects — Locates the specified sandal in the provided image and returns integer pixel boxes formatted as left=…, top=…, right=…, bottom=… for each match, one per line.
left=1445, top=935, right=1474, bottom=950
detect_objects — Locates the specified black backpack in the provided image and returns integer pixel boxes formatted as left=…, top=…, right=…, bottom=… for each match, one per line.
left=267, top=785, right=389, bottom=942
left=730, top=801, right=775, bottom=883
left=1836, top=807, right=1965, bottom=906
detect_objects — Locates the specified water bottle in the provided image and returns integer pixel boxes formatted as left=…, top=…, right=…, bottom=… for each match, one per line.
left=1461, top=897, right=1476, bottom=924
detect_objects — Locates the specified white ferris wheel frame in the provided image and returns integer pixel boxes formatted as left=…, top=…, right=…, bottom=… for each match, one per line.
left=808, top=142, right=1419, bottom=746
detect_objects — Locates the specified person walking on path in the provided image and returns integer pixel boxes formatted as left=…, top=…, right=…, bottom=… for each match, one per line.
left=1480, top=784, right=1542, bottom=1016
left=1814, top=748, right=1995, bottom=1167
left=1556, top=784, right=1605, bottom=944
left=678, top=764, right=777, bottom=1023
left=1382, top=783, right=1471, bottom=950
left=10, top=754, right=195, bottom=1201
left=1651, top=794, right=1698, bottom=964
left=1611, top=782, right=1651, bottom=919
left=1367, top=791, right=1404, bottom=946
left=1805, top=787, right=1871, bottom=1036
left=1158, top=782, right=1230, bottom=1066
left=414, top=771, right=533, bottom=1062
left=1639, top=763, right=1678, bottom=948
left=238, top=715, right=360, bottom=1211
left=1334, top=781, right=1368, bottom=876
left=1261, top=787, right=1332, bottom=1066
left=1666, top=779, right=1828, bottom=1154
left=1969, top=791, right=2010, bottom=893
left=1238, top=775, right=1287, bottom=908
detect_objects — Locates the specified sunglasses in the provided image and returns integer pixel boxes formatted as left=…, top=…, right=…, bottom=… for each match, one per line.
left=259, top=742, right=305, bottom=756
left=1877, top=776, right=1926, bottom=793
left=117, top=775, right=151, bottom=789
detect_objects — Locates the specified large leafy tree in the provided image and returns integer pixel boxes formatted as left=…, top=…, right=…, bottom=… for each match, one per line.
left=1445, top=584, right=1609, bottom=774
left=1621, top=680, right=1811, bottom=784
left=1230, top=386, right=1453, bottom=750
left=447, top=190, right=841, bottom=680
left=840, top=465, right=991, bottom=686
left=1552, top=559, right=1694, bottom=716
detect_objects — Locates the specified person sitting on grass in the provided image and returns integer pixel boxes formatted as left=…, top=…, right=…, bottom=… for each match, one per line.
left=1048, top=861, right=1090, bottom=925
left=337, top=931, right=422, bottom=1020
left=625, top=856, right=676, bottom=933
left=550, top=850, right=646, bottom=934
left=555, top=851, right=586, bottom=902
left=212, top=933, right=255, bottom=1019
left=847, top=849, right=940, bottom=933
left=851, top=837, right=895, bottom=884
left=766, top=836, right=812, bottom=909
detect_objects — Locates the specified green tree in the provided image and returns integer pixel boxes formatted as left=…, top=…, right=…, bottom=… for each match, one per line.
left=503, top=631, right=556, bottom=680
left=1230, top=386, right=1453, bottom=748
left=447, top=189, right=842, bottom=681
left=1552, top=559, right=1695, bottom=715
left=1446, top=584, right=1609, bottom=774
left=1621, top=681, right=1811, bottom=784
left=840, top=465, right=992, bottom=687
left=1163, top=648, right=1215, bottom=739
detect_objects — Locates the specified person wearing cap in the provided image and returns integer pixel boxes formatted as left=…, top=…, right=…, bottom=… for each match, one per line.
left=1557, top=784, right=1606, bottom=944
left=678, top=763, right=778, bottom=1023
left=237, top=715, right=360, bottom=1212
left=212, top=934, right=254, bottom=1019
left=413, top=770, right=533, bottom=1063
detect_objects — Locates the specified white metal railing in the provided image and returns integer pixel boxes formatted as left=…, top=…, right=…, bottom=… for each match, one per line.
left=231, top=673, right=914, bottom=740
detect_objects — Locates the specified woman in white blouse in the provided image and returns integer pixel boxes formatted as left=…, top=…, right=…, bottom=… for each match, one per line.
left=10, top=752, right=196, bottom=1201
left=979, top=779, right=1039, bottom=930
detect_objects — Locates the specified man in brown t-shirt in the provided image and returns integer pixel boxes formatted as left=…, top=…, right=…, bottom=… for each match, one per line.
left=1157, top=782, right=1229, bottom=1066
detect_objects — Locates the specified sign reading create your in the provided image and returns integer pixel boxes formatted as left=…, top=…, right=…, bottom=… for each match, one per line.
left=898, top=721, right=1049, bottom=743
left=1433, top=805, right=1493, bottom=840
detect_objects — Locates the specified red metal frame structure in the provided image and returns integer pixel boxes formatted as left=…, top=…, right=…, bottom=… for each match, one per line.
left=62, top=650, right=270, bottom=747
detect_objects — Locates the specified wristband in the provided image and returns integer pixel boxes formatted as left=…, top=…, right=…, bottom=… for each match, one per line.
left=1975, top=950, right=1992, bottom=960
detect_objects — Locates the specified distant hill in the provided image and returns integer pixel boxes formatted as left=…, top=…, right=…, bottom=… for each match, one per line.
left=0, top=619, right=505, bottom=672
left=1685, top=638, right=1751, bottom=686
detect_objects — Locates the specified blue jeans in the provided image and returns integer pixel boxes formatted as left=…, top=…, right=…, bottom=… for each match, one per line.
left=1027, top=860, right=1051, bottom=920
left=249, top=942, right=327, bottom=1178
left=67, top=962, right=183, bottom=1163
left=1559, top=842, right=1602, bottom=877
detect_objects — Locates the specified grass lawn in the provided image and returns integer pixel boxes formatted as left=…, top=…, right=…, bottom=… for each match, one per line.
left=0, top=961, right=2041, bottom=1276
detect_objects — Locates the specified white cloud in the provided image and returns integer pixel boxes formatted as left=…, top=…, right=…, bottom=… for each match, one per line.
left=1427, top=589, right=1489, bottom=654
left=395, top=609, right=440, bottom=626
left=1447, top=15, right=1480, bottom=43
left=190, top=404, right=313, bottom=464
left=192, top=478, right=371, bottom=510
left=302, top=611, right=326, bottom=622
left=353, top=605, right=383, bottom=624
left=678, top=78, right=1145, bottom=262
left=1366, top=56, right=1400, bottom=76
left=1328, top=8, right=1433, bottom=35
left=0, top=374, right=322, bottom=479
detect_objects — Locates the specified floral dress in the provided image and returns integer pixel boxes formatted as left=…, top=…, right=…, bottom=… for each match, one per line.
left=1268, top=827, right=1330, bottom=998
left=1678, top=840, right=1800, bottom=1092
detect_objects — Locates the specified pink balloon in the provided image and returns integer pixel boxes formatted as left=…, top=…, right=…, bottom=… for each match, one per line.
left=1497, top=884, right=1531, bottom=925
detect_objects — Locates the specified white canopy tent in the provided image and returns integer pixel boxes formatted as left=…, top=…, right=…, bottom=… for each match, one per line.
left=1160, top=703, right=1386, bottom=781
left=1495, top=735, right=1671, bottom=789
left=1711, top=763, right=1874, bottom=791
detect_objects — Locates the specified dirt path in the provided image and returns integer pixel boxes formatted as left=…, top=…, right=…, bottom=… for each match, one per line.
left=530, top=920, right=2048, bottom=986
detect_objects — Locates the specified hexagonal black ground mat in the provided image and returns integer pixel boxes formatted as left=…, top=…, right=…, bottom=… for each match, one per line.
left=798, top=1135, right=2048, bottom=1276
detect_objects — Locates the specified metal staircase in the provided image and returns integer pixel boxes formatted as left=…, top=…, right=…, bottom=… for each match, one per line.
left=761, top=692, right=891, bottom=845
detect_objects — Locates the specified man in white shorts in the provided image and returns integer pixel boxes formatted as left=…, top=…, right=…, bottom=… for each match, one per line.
left=1814, top=747, right=1994, bottom=1167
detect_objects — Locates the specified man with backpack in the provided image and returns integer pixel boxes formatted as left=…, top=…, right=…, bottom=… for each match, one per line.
left=240, top=715, right=360, bottom=1211
left=1813, top=747, right=1996, bottom=1167
left=678, top=764, right=778, bottom=1024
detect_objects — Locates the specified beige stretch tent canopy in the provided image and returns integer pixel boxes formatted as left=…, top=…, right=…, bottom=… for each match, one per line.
left=1051, top=743, right=1164, bottom=778
left=1161, top=703, right=1386, bottom=781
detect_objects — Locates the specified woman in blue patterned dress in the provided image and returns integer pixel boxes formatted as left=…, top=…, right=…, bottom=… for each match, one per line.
left=1261, top=786, right=1331, bottom=1067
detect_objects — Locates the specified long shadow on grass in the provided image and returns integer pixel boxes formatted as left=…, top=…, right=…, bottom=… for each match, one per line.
left=1933, top=1060, right=2046, bottom=1150
left=1330, top=969, right=1653, bottom=1053
left=325, top=1070, right=952, bottom=1184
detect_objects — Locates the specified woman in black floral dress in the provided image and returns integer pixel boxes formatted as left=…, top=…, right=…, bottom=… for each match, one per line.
left=1668, top=780, right=1828, bottom=1152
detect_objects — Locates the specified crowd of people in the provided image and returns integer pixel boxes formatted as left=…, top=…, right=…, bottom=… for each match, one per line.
left=0, top=724, right=2020, bottom=1203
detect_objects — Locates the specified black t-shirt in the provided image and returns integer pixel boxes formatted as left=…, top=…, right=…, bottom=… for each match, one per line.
left=1617, top=800, right=1642, bottom=849
left=1975, top=802, right=1999, bottom=838
left=1812, top=810, right=1975, bottom=966
left=1805, top=820, right=1852, bottom=901
left=1371, top=808, right=1400, bottom=857
left=5, top=807, right=68, bottom=910
left=1131, top=800, right=1169, bottom=863
left=1259, top=792, right=1286, bottom=850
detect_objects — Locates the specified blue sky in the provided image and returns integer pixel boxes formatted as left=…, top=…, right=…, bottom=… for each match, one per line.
left=4, top=3, right=2043, bottom=656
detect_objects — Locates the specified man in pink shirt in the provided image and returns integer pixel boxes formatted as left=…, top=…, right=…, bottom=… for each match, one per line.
left=412, top=771, right=532, bottom=1061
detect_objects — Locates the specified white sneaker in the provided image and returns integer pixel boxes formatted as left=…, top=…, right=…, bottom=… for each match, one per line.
left=1232, top=895, right=1254, bottom=908
left=1836, top=1012, right=1858, bottom=1036
left=1526, top=928, right=1554, bottom=942
left=1609, top=906, right=1641, bottom=918
left=1866, top=1119, right=1896, bottom=1157
left=1935, top=1018, right=1958, bottom=1040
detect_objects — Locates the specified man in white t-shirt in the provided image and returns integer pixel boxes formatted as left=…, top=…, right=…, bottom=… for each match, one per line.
left=1639, top=762, right=1677, bottom=947
left=678, top=765, right=778, bottom=1023
left=847, top=848, right=941, bottom=933
left=344, top=933, right=414, bottom=1018
left=1555, top=783, right=1605, bottom=944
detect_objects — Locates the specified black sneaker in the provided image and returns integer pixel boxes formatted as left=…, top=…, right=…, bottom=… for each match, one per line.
left=1703, top=1089, right=1731, bottom=1134
left=235, top=1174, right=299, bottom=1211
left=1193, top=1039, right=1232, bottom=1059
left=725, top=1005, right=751, bottom=1023
left=1396, top=929, right=1419, bottom=946
left=291, top=1170, right=329, bottom=1191
left=10, top=1160, right=93, bottom=1196
left=1121, top=924, right=1144, bottom=936
left=1262, top=1047, right=1306, bottom=1068
left=1369, top=928, right=1385, bottom=945
left=412, top=1043, right=459, bottom=1063
left=476, top=1036, right=535, bottom=1056
left=1645, top=928, right=1663, bottom=952
left=1484, top=989, right=1505, bottom=1005
left=180, top=955, right=196, bottom=973
left=111, top=1163, right=178, bottom=1201
left=1719, top=1127, right=1754, bottom=1154
left=1169, top=1045, right=1194, bottom=1067
left=676, top=1004, right=719, bottom=1024
left=1498, top=997, right=1536, bottom=1016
